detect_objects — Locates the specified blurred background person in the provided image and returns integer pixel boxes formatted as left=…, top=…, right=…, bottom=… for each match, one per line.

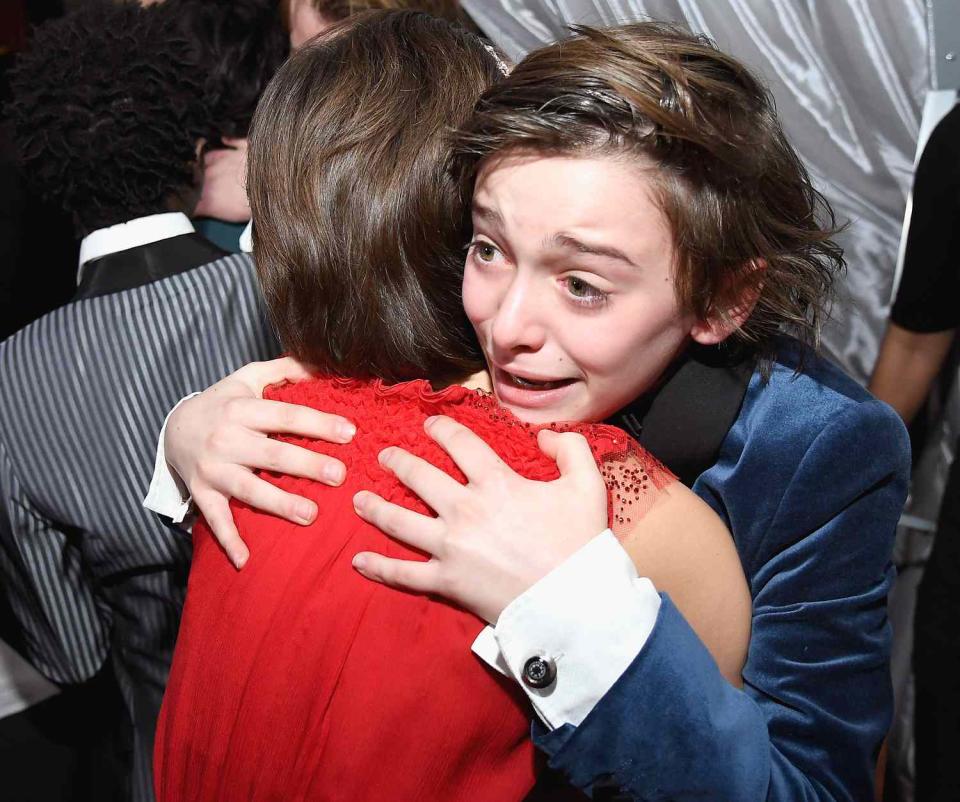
left=192, top=0, right=477, bottom=243
left=182, top=0, right=289, bottom=251
left=0, top=0, right=77, bottom=341
left=2, top=5, right=126, bottom=801
left=0, top=1, right=285, bottom=799
left=870, top=100, right=960, bottom=802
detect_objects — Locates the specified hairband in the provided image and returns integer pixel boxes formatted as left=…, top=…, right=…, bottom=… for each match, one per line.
left=481, top=41, right=510, bottom=77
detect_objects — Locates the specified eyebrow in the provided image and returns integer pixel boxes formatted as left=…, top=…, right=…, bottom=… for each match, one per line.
left=551, top=233, right=637, bottom=269
left=471, top=205, right=638, bottom=269
left=471, top=203, right=504, bottom=227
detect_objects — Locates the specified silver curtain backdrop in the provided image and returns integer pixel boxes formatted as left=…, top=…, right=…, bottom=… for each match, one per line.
left=462, top=0, right=929, bottom=384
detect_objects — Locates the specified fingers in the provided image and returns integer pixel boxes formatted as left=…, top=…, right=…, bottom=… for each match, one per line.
left=353, top=491, right=443, bottom=555
left=201, top=412, right=346, bottom=484
left=422, top=416, right=507, bottom=484
left=223, top=469, right=318, bottom=525
left=228, top=398, right=355, bottom=443
left=195, top=475, right=320, bottom=570
left=196, top=492, right=249, bottom=569
left=246, top=436, right=346, bottom=485
left=377, top=446, right=463, bottom=512
left=203, top=143, right=246, bottom=168
left=351, top=552, right=440, bottom=595
left=233, top=357, right=318, bottom=395
left=537, top=429, right=600, bottom=480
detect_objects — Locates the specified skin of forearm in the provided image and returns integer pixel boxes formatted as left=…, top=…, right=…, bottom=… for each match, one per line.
left=869, top=322, right=956, bottom=425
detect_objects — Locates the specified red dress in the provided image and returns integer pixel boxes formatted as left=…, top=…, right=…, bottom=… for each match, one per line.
left=154, top=378, right=673, bottom=802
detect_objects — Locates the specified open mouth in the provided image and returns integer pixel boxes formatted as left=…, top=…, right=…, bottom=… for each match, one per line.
left=501, top=370, right=575, bottom=391
left=491, top=367, right=579, bottom=416
left=492, top=367, right=579, bottom=412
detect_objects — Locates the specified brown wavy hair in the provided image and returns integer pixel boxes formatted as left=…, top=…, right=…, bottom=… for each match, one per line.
left=247, top=10, right=502, bottom=382
left=453, top=22, right=845, bottom=363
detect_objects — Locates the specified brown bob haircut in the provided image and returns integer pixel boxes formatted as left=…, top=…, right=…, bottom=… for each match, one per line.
left=247, top=10, right=502, bottom=382
left=453, top=22, right=844, bottom=362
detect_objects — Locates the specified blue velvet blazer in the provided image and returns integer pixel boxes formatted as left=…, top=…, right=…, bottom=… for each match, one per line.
left=534, top=342, right=911, bottom=801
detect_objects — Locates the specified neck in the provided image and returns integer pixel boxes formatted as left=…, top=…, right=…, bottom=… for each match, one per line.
left=433, top=370, right=492, bottom=393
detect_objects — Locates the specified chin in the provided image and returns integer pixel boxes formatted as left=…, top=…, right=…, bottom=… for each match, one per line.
left=501, top=405, right=567, bottom=426
left=497, top=396, right=599, bottom=426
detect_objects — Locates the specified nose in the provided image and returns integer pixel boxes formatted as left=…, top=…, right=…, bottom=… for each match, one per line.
left=489, top=273, right=547, bottom=354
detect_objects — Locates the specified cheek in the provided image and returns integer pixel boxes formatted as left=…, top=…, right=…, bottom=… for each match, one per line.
left=565, top=311, right=675, bottom=379
left=461, top=265, right=493, bottom=332
left=565, top=327, right=638, bottom=377
left=569, top=332, right=676, bottom=419
left=565, top=297, right=692, bottom=401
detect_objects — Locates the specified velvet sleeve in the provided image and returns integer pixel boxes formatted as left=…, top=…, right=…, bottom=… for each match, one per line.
left=532, top=399, right=910, bottom=801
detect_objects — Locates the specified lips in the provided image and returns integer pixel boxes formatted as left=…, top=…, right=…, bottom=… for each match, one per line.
left=491, top=366, right=578, bottom=412
left=502, top=370, right=574, bottom=391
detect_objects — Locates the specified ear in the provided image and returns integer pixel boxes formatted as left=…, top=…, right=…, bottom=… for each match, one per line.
left=689, top=259, right=766, bottom=346
left=191, top=138, right=207, bottom=189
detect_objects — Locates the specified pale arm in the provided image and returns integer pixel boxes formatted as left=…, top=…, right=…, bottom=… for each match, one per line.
left=615, top=480, right=750, bottom=685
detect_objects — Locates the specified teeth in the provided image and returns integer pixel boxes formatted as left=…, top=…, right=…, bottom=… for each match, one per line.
left=507, top=372, right=565, bottom=390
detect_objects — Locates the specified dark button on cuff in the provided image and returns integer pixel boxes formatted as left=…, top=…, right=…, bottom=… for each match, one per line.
left=522, top=655, right=557, bottom=689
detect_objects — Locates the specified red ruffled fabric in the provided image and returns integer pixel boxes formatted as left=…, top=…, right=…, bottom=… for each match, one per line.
left=155, top=377, right=674, bottom=802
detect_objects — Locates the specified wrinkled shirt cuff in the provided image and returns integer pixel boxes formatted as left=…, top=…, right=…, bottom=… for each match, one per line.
left=472, top=529, right=660, bottom=729
left=143, top=393, right=200, bottom=524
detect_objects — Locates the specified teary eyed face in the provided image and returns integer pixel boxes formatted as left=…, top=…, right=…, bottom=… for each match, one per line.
left=463, top=152, right=725, bottom=424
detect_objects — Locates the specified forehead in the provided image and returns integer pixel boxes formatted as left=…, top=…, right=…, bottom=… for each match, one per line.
left=473, top=151, right=675, bottom=261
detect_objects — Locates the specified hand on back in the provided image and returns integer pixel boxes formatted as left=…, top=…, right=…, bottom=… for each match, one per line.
left=164, top=357, right=355, bottom=567
left=352, top=418, right=609, bottom=623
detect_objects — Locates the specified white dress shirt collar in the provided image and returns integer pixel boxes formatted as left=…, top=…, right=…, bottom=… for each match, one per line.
left=239, top=221, right=254, bottom=253
left=77, top=212, right=196, bottom=284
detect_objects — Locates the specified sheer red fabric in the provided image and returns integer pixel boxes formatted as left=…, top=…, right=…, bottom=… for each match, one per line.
left=154, top=377, right=674, bottom=802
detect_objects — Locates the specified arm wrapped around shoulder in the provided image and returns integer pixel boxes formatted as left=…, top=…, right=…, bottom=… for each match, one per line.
left=535, top=398, right=910, bottom=802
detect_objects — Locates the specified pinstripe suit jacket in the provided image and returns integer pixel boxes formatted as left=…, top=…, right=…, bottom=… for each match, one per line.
left=0, top=234, right=279, bottom=800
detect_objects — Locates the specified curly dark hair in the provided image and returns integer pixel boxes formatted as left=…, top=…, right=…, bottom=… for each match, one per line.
left=8, top=0, right=287, bottom=236
left=8, top=1, right=207, bottom=235
left=170, top=0, right=289, bottom=140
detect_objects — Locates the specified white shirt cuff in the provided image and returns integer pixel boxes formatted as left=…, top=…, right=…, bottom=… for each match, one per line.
left=142, top=393, right=200, bottom=523
left=239, top=221, right=253, bottom=253
left=471, top=529, right=660, bottom=730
